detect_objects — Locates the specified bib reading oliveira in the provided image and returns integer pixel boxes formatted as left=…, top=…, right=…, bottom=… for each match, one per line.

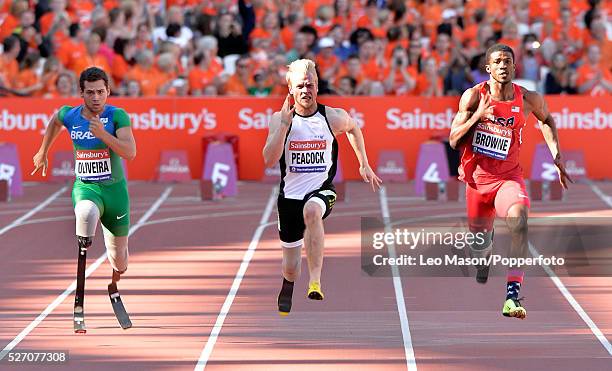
left=75, top=149, right=112, bottom=181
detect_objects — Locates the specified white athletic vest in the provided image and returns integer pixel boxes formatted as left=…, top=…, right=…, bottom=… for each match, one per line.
left=279, top=104, right=338, bottom=199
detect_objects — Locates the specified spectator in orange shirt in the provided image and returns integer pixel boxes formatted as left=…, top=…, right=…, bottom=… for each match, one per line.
left=497, top=19, right=521, bottom=52
left=0, top=0, right=28, bottom=42
left=279, top=12, right=304, bottom=52
left=313, top=4, right=334, bottom=36
left=194, top=35, right=224, bottom=73
left=576, top=44, right=612, bottom=96
left=223, top=55, right=252, bottom=95
left=155, top=53, right=179, bottom=95
left=55, top=22, right=86, bottom=71
left=431, top=32, right=452, bottom=74
left=189, top=52, right=223, bottom=96
left=125, top=49, right=162, bottom=96
left=39, top=0, right=72, bottom=44
left=587, top=18, right=611, bottom=72
left=358, top=39, right=385, bottom=81
left=44, top=71, right=77, bottom=98
left=315, top=37, right=340, bottom=83
left=267, top=53, right=289, bottom=96
left=70, top=32, right=111, bottom=79
left=383, top=46, right=416, bottom=95
left=551, top=7, right=585, bottom=64
left=13, top=52, right=43, bottom=96
left=356, top=0, right=380, bottom=29
left=421, top=0, right=443, bottom=38
left=338, top=54, right=372, bottom=95
left=134, top=22, right=153, bottom=52
left=0, top=35, right=21, bottom=89
left=111, top=38, right=136, bottom=87
left=256, top=11, right=282, bottom=51
left=529, top=0, right=559, bottom=24
left=413, top=57, right=443, bottom=97
left=40, top=56, right=61, bottom=96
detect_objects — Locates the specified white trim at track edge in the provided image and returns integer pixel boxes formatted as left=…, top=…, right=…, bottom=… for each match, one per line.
left=0, top=186, right=173, bottom=361
left=0, top=185, right=68, bottom=236
left=194, top=187, right=277, bottom=371
left=586, top=180, right=612, bottom=208
left=528, top=242, right=612, bottom=356
left=378, top=186, right=418, bottom=371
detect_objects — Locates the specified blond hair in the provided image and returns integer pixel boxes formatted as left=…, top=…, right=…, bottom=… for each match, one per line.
left=285, top=59, right=318, bottom=86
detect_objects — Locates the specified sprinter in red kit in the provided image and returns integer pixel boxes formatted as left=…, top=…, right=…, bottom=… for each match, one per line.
left=449, top=44, right=573, bottom=319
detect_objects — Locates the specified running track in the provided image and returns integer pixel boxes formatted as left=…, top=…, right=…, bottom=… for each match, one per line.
left=0, top=180, right=611, bottom=370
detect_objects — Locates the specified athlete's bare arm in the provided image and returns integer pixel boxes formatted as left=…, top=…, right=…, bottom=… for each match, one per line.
left=31, top=113, right=64, bottom=176
left=523, top=88, right=573, bottom=189
left=328, top=107, right=382, bottom=191
left=263, top=94, right=294, bottom=168
left=449, top=87, right=493, bottom=149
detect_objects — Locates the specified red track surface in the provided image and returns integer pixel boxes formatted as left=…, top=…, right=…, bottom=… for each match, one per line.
left=0, top=181, right=611, bottom=370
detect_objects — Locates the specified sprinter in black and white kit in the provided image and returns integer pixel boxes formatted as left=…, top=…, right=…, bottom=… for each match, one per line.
left=263, top=59, right=382, bottom=315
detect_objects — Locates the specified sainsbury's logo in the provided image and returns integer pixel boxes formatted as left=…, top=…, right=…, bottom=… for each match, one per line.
left=289, top=140, right=326, bottom=151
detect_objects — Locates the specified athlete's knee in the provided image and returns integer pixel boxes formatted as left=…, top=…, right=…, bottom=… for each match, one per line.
left=74, top=200, right=100, bottom=221
left=506, top=206, right=528, bottom=235
left=303, top=201, right=323, bottom=225
left=470, top=229, right=493, bottom=251
left=283, top=263, right=300, bottom=281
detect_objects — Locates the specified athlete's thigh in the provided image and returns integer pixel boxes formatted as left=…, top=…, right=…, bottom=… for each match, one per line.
left=494, top=179, right=530, bottom=218
left=99, top=180, right=130, bottom=237
left=466, top=182, right=496, bottom=232
left=277, top=195, right=306, bottom=246
left=305, top=187, right=337, bottom=219
left=72, top=182, right=104, bottom=215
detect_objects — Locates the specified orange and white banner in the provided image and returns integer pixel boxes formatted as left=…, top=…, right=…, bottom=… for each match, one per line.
left=1, top=96, right=610, bottom=181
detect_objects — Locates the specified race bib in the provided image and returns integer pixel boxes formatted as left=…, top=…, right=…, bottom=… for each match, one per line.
left=288, top=140, right=327, bottom=173
left=75, top=149, right=112, bottom=181
left=472, top=123, right=512, bottom=160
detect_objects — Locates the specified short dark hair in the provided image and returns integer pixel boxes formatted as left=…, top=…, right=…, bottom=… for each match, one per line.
left=79, top=67, right=109, bottom=91
left=2, top=35, right=19, bottom=53
left=486, top=44, right=515, bottom=63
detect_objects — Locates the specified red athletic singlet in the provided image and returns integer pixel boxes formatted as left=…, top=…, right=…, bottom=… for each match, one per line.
left=458, top=82, right=526, bottom=184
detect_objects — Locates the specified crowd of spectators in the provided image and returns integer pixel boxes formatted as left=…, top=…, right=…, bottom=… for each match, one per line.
left=0, top=0, right=610, bottom=98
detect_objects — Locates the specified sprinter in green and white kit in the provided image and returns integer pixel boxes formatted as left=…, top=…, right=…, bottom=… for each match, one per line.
left=32, top=67, right=136, bottom=289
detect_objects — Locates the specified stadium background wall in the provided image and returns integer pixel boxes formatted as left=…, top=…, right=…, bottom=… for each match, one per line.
left=1, top=96, right=610, bottom=181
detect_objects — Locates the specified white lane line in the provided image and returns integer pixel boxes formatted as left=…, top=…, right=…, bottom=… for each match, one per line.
left=0, top=186, right=68, bottom=236
left=0, top=186, right=173, bottom=361
left=528, top=242, right=612, bottom=356
left=378, top=186, right=418, bottom=371
left=586, top=180, right=612, bottom=208
left=194, top=187, right=277, bottom=371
